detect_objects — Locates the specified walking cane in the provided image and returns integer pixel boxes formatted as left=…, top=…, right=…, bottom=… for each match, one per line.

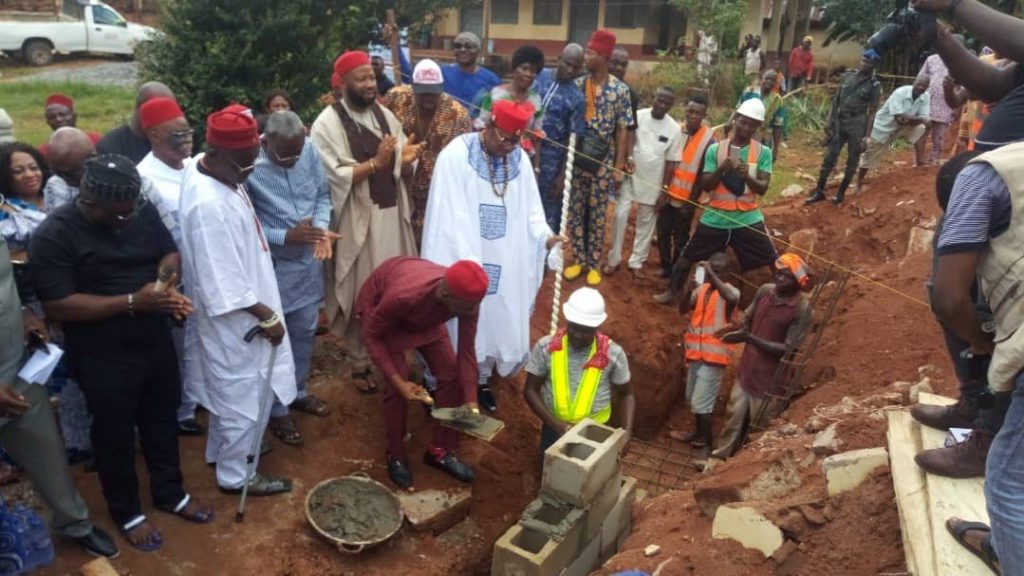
left=235, top=325, right=279, bottom=523
left=550, top=133, right=577, bottom=336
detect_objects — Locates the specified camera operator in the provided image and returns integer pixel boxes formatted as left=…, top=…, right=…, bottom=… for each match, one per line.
left=911, top=0, right=1024, bottom=151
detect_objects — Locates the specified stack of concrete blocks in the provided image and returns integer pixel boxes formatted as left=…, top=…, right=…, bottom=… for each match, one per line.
left=491, top=418, right=636, bottom=576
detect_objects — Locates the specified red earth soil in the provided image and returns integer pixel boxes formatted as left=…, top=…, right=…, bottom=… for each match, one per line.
left=33, top=143, right=953, bottom=575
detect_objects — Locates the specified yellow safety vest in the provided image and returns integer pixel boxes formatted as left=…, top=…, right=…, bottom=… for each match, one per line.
left=551, top=334, right=611, bottom=424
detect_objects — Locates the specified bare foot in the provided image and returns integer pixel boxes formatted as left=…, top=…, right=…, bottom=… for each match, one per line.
left=124, top=520, right=162, bottom=550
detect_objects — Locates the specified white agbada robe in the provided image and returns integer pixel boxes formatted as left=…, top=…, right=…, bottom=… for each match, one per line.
left=136, top=152, right=192, bottom=245
left=421, top=133, right=552, bottom=377
left=179, top=156, right=296, bottom=487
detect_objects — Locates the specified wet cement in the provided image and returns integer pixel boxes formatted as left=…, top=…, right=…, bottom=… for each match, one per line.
left=308, top=480, right=402, bottom=542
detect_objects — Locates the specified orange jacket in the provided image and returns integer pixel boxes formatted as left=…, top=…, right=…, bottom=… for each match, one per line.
left=707, top=138, right=762, bottom=212
left=667, top=125, right=714, bottom=201
left=684, top=283, right=732, bottom=366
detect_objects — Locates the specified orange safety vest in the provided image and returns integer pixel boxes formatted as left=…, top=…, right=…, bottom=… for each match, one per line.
left=684, top=283, right=732, bottom=366
left=667, top=125, right=713, bottom=201
left=707, top=138, right=762, bottom=212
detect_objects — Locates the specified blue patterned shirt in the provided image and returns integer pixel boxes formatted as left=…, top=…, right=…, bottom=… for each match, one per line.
left=246, top=139, right=331, bottom=312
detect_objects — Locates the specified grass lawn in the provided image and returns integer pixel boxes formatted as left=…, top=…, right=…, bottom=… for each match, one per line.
left=0, top=80, right=135, bottom=147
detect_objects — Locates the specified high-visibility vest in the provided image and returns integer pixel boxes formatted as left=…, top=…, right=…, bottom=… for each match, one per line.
left=667, top=125, right=713, bottom=201
left=684, top=283, right=732, bottom=366
left=549, top=329, right=612, bottom=424
left=707, top=138, right=762, bottom=212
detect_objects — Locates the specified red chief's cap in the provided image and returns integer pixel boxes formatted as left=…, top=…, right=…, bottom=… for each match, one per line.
left=46, top=94, right=74, bottom=110
left=206, top=106, right=259, bottom=150
left=492, top=99, right=534, bottom=135
left=139, top=97, right=184, bottom=130
left=444, top=260, right=489, bottom=302
left=334, top=51, right=372, bottom=80
left=587, top=29, right=616, bottom=59
left=331, top=72, right=341, bottom=89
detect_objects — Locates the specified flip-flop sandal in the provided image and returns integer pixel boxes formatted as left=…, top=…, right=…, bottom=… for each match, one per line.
left=292, top=394, right=331, bottom=417
left=352, top=370, right=377, bottom=395
left=269, top=416, right=304, bottom=446
left=121, top=517, right=162, bottom=552
left=157, top=494, right=214, bottom=524
left=946, top=517, right=1001, bottom=574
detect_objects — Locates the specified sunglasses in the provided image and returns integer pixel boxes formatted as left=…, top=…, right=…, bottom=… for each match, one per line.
left=453, top=42, right=477, bottom=50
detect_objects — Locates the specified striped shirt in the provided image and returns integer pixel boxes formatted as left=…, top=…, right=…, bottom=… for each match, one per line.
left=936, top=162, right=1012, bottom=255
left=246, top=139, right=331, bottom=312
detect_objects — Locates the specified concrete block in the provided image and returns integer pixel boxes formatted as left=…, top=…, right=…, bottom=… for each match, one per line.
left=563, top=534, right=601, bottom=576
left=712, top=504, right=784, bottom=558
left=518, top=496, right=585, bottom=561
left=823, top=447, right=889, bottom=496
left=542, top=419, right=626, bottom=507
left=600, top=476, right=637, bottom=561
left=582, top=469, right=622, bottom=544
left=398, top=487, right=472, bottom=534
left=492, top=524, right=577, bottom=576
left=906, top=226, right=935, bottom=259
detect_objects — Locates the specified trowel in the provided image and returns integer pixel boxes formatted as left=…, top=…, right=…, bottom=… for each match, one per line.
left=431, top=406, right=505, bottom=442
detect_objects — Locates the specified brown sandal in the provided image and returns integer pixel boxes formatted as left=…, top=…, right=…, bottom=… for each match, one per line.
left=268, top=416, right=303, bottom=446
left=292, top=394, right=331, bottom=417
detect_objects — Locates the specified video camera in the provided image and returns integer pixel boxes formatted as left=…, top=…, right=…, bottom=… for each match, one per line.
left=867, top=1, right=938, bottom=65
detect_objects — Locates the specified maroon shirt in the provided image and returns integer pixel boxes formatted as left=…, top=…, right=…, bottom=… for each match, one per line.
left=788, top=47, right=814, bottom=80
left=357, top=256, right=479, bottom=400
left=737, top=284, right=810, bottom=397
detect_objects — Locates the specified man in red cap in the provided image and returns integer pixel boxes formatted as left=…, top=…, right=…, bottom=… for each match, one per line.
left=563, top=29, right=635, bottom=287
left=358, top=256, right=488, bottom=488
left=421, top=99, right=564, bottom=414
left=311, top=50, right=422, bottom=394
left=97, top=81, right=174, bottom=164
left=179, top=105, right=297, bottom=497
left=135, top=96, right=203, bottom=436
left=40, top=94, right=100, bottom=155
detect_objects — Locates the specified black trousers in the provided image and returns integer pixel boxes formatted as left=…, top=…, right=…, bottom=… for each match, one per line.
left=74, top=340, right=185, bottom=527
left=656, top=202, right=695, bottom=273
left=816, top=118, right=866, bottom=195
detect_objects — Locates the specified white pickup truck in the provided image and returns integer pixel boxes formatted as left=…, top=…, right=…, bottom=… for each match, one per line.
left=0, top=0, right=157, bottom=66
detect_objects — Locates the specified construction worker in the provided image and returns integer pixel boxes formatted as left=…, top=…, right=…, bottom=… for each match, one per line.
left=805, top=49, right=882, bottom=205
left=523, top=288, right=635, bottom=456
left=670, top=253, right=740, bottom=456
left=655, top=98, right=776, bottom=306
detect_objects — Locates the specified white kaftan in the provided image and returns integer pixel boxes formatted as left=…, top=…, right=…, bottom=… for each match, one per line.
left=137, top=152, right=192, bottom=246
left=421, top=133, right=553, bottom=377
left=179, top=158, right=296, bottom=487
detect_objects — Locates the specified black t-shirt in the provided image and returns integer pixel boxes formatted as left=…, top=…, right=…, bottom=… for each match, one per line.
left=975, top=63, right=1024, bottom=151
left=627, top=85, right=639, bottom=132
left=28, top=201, right=176, bottom=353
left=96, top=124, right=151, bottom=164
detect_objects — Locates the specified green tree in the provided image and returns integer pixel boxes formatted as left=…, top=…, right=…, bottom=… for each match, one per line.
left=141, top=0, right=462, bottom=135
left=668, top=0, right=748, bottom=55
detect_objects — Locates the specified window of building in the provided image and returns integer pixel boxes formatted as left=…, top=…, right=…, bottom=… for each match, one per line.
left=604, top=0, right=638, bottom=28
left=491, top=0, right=519, bottom=24
left=534, top=0, right=563, bottom=25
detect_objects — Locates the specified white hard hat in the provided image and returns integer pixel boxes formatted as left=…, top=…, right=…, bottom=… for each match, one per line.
left=562, top=287, right=607, bottom=328
left=736, top=98, right=765, bottom=122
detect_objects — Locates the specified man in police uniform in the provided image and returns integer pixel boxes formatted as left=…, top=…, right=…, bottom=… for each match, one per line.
left=806, top=49, right=883, bottom=205
left=522, top=288, right=635, bottom=456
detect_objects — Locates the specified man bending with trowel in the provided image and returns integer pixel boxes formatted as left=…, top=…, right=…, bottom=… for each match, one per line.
left=358, top=256, right=489, bottom=490
left=179, top=106, right=297, bottom=498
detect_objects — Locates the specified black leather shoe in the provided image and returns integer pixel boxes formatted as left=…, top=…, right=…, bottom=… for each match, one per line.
left=76, top=526, right=119, bottom=558
left=424, top=451, right=475, bottom=483
left=804, top=190, right=827, bottom=205
left=178, top=418, right=204, bottom=436
left=478, top=386, right=497, bottom=413
left=388, top=457, right=413, bottom=490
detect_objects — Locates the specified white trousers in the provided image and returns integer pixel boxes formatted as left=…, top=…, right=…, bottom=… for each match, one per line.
left=608, top=196, right=658, bottom=269
left=205, top=389, right=275, bottom=489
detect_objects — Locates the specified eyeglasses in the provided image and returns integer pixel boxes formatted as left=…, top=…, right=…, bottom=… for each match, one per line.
left=492, top=125, right=519, bottom=145
left=169, top=128, right=194, bottom=139
left=77, top=195, right=148, bottom=223
left=453, top=42, right=477, bottom=50
left=230, top=157, right=256, bottom=179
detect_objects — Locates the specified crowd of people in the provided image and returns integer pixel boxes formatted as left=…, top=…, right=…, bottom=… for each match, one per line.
left=0, top=1, right=1021, bottom=571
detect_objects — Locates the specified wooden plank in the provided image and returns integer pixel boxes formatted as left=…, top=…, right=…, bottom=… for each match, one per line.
left=917, top=392, right=993, bottom=576
left=887, top=410, right=935, bottom=576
